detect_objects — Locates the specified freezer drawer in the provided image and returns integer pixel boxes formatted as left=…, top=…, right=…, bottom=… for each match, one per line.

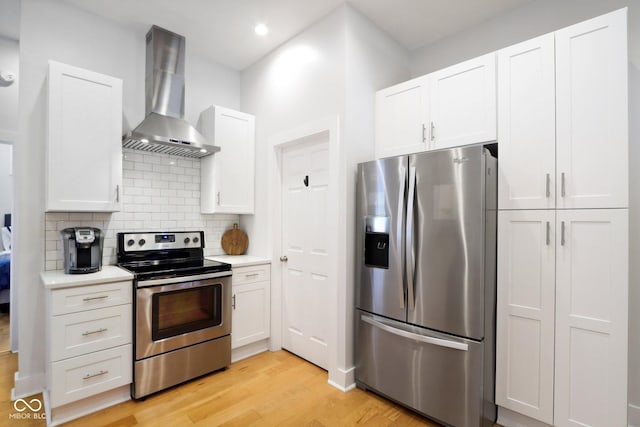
left=355, top=312, right=487, bottom=427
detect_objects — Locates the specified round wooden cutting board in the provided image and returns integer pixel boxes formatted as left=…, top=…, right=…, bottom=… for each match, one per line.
left=221, top=223, right=248, bottom=255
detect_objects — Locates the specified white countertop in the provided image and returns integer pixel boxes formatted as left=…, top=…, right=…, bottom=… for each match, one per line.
left=207, top=255, right=271, bottom=267
left=41, top=265, right=134, bottom=289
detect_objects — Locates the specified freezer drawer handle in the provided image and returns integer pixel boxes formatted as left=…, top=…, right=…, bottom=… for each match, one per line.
left=361, top=315, right=468, bottom=352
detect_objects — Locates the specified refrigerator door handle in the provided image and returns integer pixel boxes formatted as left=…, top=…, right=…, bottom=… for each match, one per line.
left=405, top=166, right=417, bottom=311
left=361, top=315, right=469, bottom=351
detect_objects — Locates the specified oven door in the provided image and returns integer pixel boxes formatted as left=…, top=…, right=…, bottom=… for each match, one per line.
left=135, top=273, right=232, bottom=360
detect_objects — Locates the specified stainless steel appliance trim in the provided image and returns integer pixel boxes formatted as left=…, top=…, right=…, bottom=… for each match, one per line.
left=121, top=231, right=204, bottom=252
left=134, top=335, right=231, bottom=399
left=135, top=275, right=231, bottom=360
left=361, top=314, right=469, bottom=351
left=137, top=271, right=231, bottom=287
left=406, top=166, right=416, bottom=312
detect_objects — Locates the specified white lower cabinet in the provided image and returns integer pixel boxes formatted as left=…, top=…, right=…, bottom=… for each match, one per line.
left=496, top=210, right=555, bottom=424
left=496, top=209, right=628, bottom=427
left=554, top=209, right=628, bottom=427
left=231, top=263, right=271, bottom=350
left=43, top=271, right=133, bottom=426
left=50, top=344, right=132, bottom=407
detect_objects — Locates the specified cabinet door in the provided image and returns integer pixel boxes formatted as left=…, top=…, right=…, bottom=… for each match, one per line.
left=555, top=9, right=628, bottom=209
left=200, top=106, right=255, bottom=214
left=232, top=281, right=270, bottom=349
left=497, top=34, right=556, bottom=210
left=375, top=76, right=429, bottom=159
left=496, top=210, right=555, bottom=424
left=428, top=53, right=496, bottom=150
left=554, top=209, right=627, bottom=427
left=46, top=61, right=122, bottom=212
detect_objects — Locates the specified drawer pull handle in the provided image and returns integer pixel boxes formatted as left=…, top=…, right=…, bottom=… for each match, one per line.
left=83, top=370, right=109, bottom=380
left=245, top=273, right=259, bottom=277
left=83, top=295, right=109, bottom=302
left=82, top=328, right=108, bottom=336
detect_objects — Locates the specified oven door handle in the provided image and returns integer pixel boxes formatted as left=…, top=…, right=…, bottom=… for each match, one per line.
left=136, top=271, right=231, bottom=288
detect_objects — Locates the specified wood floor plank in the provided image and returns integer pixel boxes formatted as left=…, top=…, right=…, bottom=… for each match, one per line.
left=2, top=350, right=451, bottom=427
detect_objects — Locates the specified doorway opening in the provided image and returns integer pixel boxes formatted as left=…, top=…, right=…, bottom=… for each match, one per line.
left=0, top=141, right=13, bottom=354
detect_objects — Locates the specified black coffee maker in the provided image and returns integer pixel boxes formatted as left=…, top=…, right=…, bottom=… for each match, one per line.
left=60, top=227, right=103, bottom=274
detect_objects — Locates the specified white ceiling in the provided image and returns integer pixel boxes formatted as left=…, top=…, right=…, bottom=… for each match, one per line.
left=26, top=0, right=533, bottom=70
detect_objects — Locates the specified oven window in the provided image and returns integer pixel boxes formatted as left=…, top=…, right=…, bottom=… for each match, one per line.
left=152, top=284, right=222, bottom=341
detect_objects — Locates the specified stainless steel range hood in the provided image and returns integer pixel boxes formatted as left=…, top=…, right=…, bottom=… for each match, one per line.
left=123, top=26, right=219, bottom=158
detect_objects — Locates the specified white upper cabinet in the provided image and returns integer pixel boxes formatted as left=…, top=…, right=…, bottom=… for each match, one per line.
left=375, top=76, right=429, bottom=159
left=374, top=54, right=497, bottom=159
left=496, top=210, right=555, bottom=424
left=554, top=209, right=628, bottom=427
left=555, top=9, right=628, bottom=209
left=428, top=53, right=497, bottom=150
left=199, top=105, right=255, bottom=214
left=46, top=61, right=122, bottom=212
left=497, top=34, right=556, bottom=210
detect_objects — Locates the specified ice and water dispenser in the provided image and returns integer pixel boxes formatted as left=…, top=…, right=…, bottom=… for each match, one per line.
left=364, top=216, right=389, bottom=269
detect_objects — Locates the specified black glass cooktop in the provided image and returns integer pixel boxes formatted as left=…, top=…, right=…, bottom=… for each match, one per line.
left=118, top=258, right=231, bottom=282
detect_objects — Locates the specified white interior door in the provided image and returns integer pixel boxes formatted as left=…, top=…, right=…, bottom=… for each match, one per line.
left=281, top=138, right=330, bottom=370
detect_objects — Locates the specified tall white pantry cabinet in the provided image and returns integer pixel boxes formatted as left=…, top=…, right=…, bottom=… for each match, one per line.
left=496, top=9, right=628, bottom=427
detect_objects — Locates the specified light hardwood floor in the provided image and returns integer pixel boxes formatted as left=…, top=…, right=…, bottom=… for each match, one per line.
left=1, top=350, right=442, bottom=427
left=0, top=312, right=9, bottom=354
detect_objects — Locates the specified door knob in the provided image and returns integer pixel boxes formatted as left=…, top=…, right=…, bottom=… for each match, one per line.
left=280, top=255, right=288, bottom=262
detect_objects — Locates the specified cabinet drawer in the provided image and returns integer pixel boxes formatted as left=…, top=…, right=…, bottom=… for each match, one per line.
left=233, top=264, right=270, bottom=285
left=50, top=344, right=132, bottom=407
left=51, top=304, right=132, bottom=361
left=51, top=281, right=132, bottom=315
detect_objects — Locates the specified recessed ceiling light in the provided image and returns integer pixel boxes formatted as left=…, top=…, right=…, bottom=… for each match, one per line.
left=254, top=23, right=268, bottom=36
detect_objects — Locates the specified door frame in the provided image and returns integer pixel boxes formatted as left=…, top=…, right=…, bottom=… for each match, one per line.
left=269, top=116, right=345, bottom=388
left=0, top=130, right=17, bottom=353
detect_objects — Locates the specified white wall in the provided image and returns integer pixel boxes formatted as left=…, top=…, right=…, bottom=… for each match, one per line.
left=15, top=0, right=241, bottom=396
left=409, top=0, right=640, bottom=419
left=241, top=7, right=347, bottom=258
left=0, top=35, right=19, bottom=139
left=341, top=5, right=409, bottom=380
left=240, top=4, right=408, bottom=386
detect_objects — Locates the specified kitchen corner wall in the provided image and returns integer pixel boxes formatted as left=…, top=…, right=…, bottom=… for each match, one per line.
left=44, top=149, right=239, bottom=271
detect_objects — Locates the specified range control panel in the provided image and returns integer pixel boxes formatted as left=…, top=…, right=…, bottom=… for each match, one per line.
left=120, top=231, right=204, bottom=251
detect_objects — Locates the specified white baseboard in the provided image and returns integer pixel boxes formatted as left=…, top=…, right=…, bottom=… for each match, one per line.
left=497, top=406, right=552, bottom=427
left=46, top=385, right=130, bottom=426
left=12, top=371, right=45, bottom=400
left=629, top=403, right=640, bottom=427
left=328, top=365, right=356, bottom=392
left=231, top=339, right=270, bottom=363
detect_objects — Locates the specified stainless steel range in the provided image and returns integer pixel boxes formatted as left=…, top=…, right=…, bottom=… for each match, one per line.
left=117, top=231, right=232, bottom=399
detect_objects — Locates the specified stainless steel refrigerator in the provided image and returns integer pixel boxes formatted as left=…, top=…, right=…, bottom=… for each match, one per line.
left=355, top=144, right=497, bottom=427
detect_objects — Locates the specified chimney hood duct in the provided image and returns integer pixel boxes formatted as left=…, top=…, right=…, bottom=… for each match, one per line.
left=123, top=25, right=219, bottom=158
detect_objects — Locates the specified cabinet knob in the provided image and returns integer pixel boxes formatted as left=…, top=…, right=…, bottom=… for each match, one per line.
left=280, top=255, right=288, bottom=262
